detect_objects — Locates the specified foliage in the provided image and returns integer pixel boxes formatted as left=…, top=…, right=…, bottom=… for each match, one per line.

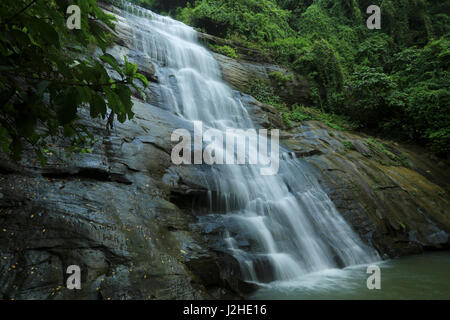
left=247, top=78, right=284, bottom=108
left=283, top=104, right=358, bottom=131
left=338, top=65, right=397, bottom=128
left=0, top=0, right=148, bottom=164
left=12, top=0, right=445, bottom=158
left=269, top=71, right=293, bottom=90
left=343, top=140, right=355, bottom=151
left=168, top=0, right=449, bottom=157
left=209, top=44, right=237, bottom=59
left=392, top=37, right=450, bottom=157
left=178, top=0, right=293, bottom=43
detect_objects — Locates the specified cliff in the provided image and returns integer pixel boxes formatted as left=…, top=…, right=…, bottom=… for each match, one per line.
left=0, top=3, right=448, bottom=300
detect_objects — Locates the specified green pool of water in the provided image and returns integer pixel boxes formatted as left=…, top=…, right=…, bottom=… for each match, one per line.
left=251, top=252, right=450, bottom=300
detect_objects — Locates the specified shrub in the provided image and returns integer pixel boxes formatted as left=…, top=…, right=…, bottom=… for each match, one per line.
left=343, top=141, right=355, bottom=151
left=209, top=45, right=238, bottom=59
left=269, top=71, right=294, bottom=90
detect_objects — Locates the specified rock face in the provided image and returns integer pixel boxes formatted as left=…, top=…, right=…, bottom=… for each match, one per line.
left=0, top=98, right=242, bottom=299
left=0, top=4, right=245, bottom=300
left=1, top=3, right=449, bottom=301
left=213, top=53, right=310, bottom=106
left=279, top=121, right=450, bottom=257
left=236, top=91, right=450, bottom=259
left=198, top=32, right=310, bottom=106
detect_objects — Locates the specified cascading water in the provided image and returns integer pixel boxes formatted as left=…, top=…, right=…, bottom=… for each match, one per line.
left=117, top=1, right=379, bottom=285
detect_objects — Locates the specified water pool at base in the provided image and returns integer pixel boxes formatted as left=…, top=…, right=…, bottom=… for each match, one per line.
left=251, top=252, right=450, bottom=300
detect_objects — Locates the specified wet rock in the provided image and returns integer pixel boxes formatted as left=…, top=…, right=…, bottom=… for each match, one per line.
left=2, top=2, right=449, bottom=301
left=240, top=94, right=284, bottom=129
left=213, top=52, right=310, bottom=106
left=426, top=231, right=448, bottom=246
left=184, top=252, right=221, bottom=287
left=275, top=120, right=450, bottom=258
left=0, top=7, right=241, bottom=300
left=294, top=149, right=323, bottom=158
left=236, top=94, right=450, bottom=258
left=353, top=140, right=371, bottom=156
left=126, top=52, right=158, bottom=83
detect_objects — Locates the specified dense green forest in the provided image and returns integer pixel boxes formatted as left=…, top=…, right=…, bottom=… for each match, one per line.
left=132, top=0, right=449, bottom=158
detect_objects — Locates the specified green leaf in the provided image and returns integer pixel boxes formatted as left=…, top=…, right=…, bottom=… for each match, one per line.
left=135, top=73, right=149, bottom=89
left=27, top=17, right=61, bottom=49
left=100, top=53, right=124, bottom=77
left=90, top=94, right=107, bottom=118
left=55, top=89, right=79, bottom=125
left=115, top=84, right=132, bottom=111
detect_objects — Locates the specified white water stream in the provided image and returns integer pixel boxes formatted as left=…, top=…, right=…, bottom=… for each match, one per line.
left=119, top=1, right=379, bottom=285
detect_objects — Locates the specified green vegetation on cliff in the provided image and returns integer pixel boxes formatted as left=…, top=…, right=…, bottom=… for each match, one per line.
left=138, top=0, right=449, bottom=158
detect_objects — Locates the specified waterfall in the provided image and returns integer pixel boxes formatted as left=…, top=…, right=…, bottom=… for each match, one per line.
left=118, top=1, right=379, bottom=284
